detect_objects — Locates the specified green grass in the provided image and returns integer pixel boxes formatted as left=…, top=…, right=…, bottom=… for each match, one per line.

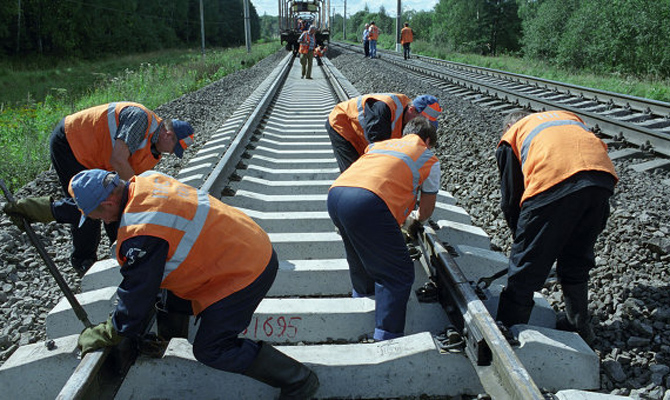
left=0, top=42, right=283, bottom=192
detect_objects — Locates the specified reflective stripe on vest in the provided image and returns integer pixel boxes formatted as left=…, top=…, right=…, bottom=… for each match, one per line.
left=331, top=134, right=438, bottom=224
left=117, top=171, right=272, bottom=314
left=356, top=93, right=404, bottom=136
left=119, top=171, right=210, bottom=281
left=106, top=102, right=159, bottom=152
left=520, top=120, right=589, bottom=168
left=367, top=146, right=434, bottom=196
left=65, top=102, right=162, bottom=171
left=329, top=93, right=411, bottom=155
left=499, top=110, right=618, bottom=204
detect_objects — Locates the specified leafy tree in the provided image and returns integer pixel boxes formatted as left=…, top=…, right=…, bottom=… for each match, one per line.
left=433, top=0, right=489, bottom=53
left=519, top=0, right=578, bottom=61
left=406, top=11, right=433, bottom=42
left=0, top=0, right=262, bottom=58
left=557, top=0, right=670, bottom=76
left=259, top=14, right=279, bottom=40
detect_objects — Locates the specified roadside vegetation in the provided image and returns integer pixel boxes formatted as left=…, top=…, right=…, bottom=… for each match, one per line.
left=4, top=0, right=670, bottom=192
left=0, top=42, right=282, bottom=191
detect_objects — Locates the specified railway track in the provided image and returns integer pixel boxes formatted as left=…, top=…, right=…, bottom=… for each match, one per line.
left=0, top=52, right=635, bottom=399
left=335, top=42, right=670, bottom=172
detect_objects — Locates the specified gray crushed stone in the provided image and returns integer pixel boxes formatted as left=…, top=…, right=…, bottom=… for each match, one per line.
left=1, top=47, right=669, bottom=398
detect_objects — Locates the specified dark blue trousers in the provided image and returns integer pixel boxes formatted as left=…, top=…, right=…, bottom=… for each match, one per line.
left=325, top=121, right=360, bottom=172
left=192, top=250, right=279, bottom=373
left=505, top=187, right=612, bottom=307
left=50, top=118, right=117, bottom=269
left=328, top=186, right=414, bottom=340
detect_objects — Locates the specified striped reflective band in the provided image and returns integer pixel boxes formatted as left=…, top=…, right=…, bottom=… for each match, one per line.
left=106, top=103, right=160, bottom=150
left=520, top=120, right=589, bottom=167
left=179, top=135, right=194, bottom=150
left=420, top=103, right=440, bottom=121
left=368, top=147, right=435, bottom=192
left=119, top=171, right=211, bottom=280
left=107, top=103, right=118, bottom=147
left=357, top=94, right=403, bottom=133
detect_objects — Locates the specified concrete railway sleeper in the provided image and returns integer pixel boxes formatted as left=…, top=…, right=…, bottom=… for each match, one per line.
left=0, top=53, right=630, bottom=399
left=334, top=42, right=670, bottom=172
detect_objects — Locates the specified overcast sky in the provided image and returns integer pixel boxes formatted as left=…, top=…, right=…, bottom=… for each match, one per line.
left=252, top=0, right=439, bottom=17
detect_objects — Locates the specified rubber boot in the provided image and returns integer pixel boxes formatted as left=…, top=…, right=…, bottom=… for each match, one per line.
left=556, top=282, right=595, bottom=345
left=244, top=342, right=319, bottom=400
left=495, top=288, right=534, bottom=328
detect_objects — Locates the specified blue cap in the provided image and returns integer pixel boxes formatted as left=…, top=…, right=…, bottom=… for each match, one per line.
left=172, top=119, right=194, bottom=158
left=412, top=95, right=442, bottom=129
left=68, top=169, right=120, bottom=227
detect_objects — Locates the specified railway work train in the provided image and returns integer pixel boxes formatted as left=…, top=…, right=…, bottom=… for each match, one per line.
left=279, top=0, right=330, bottom=52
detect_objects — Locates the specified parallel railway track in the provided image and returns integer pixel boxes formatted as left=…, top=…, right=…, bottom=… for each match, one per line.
left=336, top=42, right=670, bottom=164
left=2, top=49, right=657, bottom=399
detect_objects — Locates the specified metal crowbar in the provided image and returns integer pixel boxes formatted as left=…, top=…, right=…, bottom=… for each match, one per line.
left=0, top=179, right=93, bottom=328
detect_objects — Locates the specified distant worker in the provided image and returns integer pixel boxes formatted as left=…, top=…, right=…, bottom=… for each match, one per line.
left=4, top=102, right=194, bottom=275
left=327, top=117, right=440, bottom=341
left=495, top=110, right=618, bottom=345
left=368, top=21, right=380, bottom=58
left=299, top=26, right=317, bottom=79
left=400, top=22, right=414, bottom=60
left=362, top=23, right=370, bottom=58
left=314, top=44, right=327, bottom=66
left=325, top=93, right=442, bottom=171
left=67, top=169, right=320, bottom=398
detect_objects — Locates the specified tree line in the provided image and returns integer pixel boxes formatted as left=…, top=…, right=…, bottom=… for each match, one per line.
left=326, top=0, right=670, bottom=78
left=1, top=0, right=261, bottom=58
left=5, top=0, right=669, bottom=79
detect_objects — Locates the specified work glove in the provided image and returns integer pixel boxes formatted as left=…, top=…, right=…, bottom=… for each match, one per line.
left=78, top=316, right=122, bottom=356
left=3, top=196, right=54, bottom=230
left=401, top=210, right=422, bottom=240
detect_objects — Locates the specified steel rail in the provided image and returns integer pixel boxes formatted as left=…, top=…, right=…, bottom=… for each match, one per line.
left=333, top=42, right=670, bottom=157
left=200, top=52, right=294, bottom=196
left=387, top=57, right=670, bottom=157
left=49, top=52, right=355, bottom=399
left=52, top=53, right=297, bottom=400
left=417, top=225, right=546, bottom=400
left=417, top=55, right=670, bottom=118
left=41, top=49, right=575, bottom=399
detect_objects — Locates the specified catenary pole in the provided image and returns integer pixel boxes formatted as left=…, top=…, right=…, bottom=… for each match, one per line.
left=396, top=0, right=402, bottom=52
left=200, top=0, right=206, bottom=58
left=243, top=0, right=252, bottom=53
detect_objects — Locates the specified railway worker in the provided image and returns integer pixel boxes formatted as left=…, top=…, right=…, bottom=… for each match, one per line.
left=362, top=23, right=370, bottom=58
left=314, top=44, right=327, bottom=66
left=495, top=110, right=618, bottom=344
left=327, top=116, right=440, bottom=341
left=69, top=169, right=320, bottom=399
left=3, top=102, right=194, bottom=275
left=368, top=21, right=380, bottom=58
left=400, top=22, right=414, bottom=60
left=298, top=25, right=317, bottom=79
left=326, top=93, right=441, bottom=172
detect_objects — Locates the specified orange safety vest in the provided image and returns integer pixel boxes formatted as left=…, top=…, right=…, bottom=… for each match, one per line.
left=499, top=110, right=618, bottom=205
left=299, top=31, right=314, bottom=54
left=400, top=27, right=413, bottom=44
left=64, top=102, right=162, bottom=173
left=315, top=47, right=326, bottom=57
left=368, top=25, right=379, bottom=40
left=331, top=134, right=439, bottom=225
left=116, top=171, right=273, bottom=315
left=328, top=93, right=411, bottom=155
